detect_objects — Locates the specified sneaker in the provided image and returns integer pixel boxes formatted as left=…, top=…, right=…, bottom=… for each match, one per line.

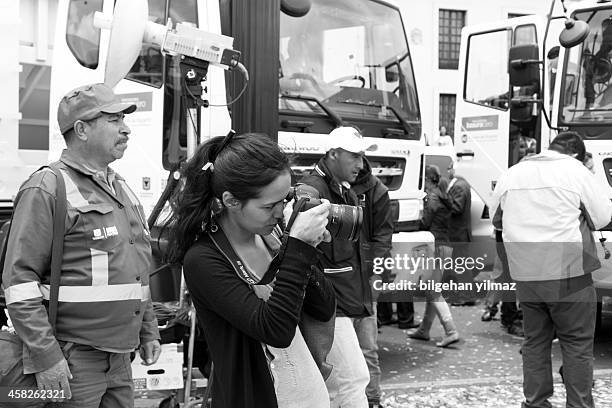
left=481, top=310, right=495, bottom=321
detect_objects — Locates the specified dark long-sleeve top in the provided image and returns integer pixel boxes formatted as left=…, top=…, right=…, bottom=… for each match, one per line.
left=183, top=235, right=335, bottom=408
left=420, top=185, right=451, bottom=243
left=442, top=176, right=472, bottom=242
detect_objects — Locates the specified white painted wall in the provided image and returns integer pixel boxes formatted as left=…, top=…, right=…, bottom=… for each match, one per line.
left=393, top=0, right=550, bottom=142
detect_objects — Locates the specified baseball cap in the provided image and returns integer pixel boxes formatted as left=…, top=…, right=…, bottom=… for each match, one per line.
left=57, top=83, right=137, bottom=134
left=327, top=127, right=377, bottom=154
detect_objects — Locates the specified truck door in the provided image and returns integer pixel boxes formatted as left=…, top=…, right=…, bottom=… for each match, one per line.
left=454, top=17, right=542, bottom=204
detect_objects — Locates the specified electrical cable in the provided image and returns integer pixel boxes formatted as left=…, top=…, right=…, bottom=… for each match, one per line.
left=208, top=61, right=249, bottom=107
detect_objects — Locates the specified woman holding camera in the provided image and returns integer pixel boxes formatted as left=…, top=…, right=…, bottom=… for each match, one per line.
left=167, top=133, right=336, bottom=408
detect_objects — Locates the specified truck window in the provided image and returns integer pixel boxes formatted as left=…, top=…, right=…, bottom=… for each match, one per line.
left=513, top=24, right=537, bottom=45
left=560, top=10, right=612, bottom=127
left=125, top=0, right=166, bottom=88
left=279, top=0, right=420, bottom=140
left=464, top=29, right=511, bottom=110
left=66, top=0, right=103, bottom=69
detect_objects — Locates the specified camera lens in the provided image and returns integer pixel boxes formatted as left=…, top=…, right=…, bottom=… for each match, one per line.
left=328, top=204, right=363, bottom=241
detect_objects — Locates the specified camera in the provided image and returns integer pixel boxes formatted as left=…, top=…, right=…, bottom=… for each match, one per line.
left=287, top=184, right=363, bottom=241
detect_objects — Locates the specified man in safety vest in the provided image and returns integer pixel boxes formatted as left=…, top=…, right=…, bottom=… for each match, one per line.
left=2, top=83, right=160, bottom=406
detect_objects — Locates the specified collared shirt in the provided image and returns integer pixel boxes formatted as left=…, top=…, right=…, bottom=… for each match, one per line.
left=82, top=163, right=116, bottom=195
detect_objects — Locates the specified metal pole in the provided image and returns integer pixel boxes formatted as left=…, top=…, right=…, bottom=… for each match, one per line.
left=184, top=303, right=197, bottom=406
left=178, top=107, right=198, bottom=310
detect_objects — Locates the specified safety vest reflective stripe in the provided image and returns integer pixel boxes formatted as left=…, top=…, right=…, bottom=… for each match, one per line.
left=6, top=283, right=151, bottom=304
left=36, top=284, right=151, bottom=303
left=60, top=169, right=89, bottom=208
left=91, top=248, right=109, bottom=286
left=4, top=282, right=43, bottom=304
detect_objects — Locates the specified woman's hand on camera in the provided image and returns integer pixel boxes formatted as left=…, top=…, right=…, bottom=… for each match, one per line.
left=284, top=199, right=331, bottom=247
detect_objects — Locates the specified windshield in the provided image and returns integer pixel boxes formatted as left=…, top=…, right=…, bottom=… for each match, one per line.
left=561, top=8, right=612, bottom=124
left=278, top=0, right=420, bottom=139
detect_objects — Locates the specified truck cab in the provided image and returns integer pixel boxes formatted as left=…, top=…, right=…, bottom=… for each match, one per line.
left=455, top=2, right=612, bottom=327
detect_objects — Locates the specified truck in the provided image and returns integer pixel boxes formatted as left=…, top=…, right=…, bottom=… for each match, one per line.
left=1, top=0, right=431, bottom=296
left=454, top=0, right=612, bottom=326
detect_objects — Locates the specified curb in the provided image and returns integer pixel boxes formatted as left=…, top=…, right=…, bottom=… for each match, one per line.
left=381, top=369, right=612, bottom=391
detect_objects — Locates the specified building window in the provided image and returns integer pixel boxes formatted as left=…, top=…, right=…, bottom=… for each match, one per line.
left=439, top=9, right=465, bottom=70
left=439, top=94, right=456, bottom=138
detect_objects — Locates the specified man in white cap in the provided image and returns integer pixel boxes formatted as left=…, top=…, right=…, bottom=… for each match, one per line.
left=3, top=83, right=160, bottom=407
left=301, top=126, right=392, bottom=408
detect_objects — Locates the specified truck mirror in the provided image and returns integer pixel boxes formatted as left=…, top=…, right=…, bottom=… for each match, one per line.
left=510, top=98, right=537, bottom=123
left=281, top=0, right=312, bottom=17
left=508, top=44, right=541, bottom=87
left=559, top=19, right=590, bottom=48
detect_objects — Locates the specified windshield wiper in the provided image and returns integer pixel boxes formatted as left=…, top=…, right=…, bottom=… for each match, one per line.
left=336, top=99, right=414, bottom=135
left=280, top=93, right=345, bottom=127
left=568, top=108, right=612, bottom=112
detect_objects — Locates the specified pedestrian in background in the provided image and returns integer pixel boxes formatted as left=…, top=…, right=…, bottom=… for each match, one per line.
left=301, top=126, right=380, bottom=408
left=351, top=140, right=395, bottom=408
left=408, top=164, right=460, bottom=347
left=441, top=162, right=476, bottom=305
left=490, top=131, right=612, bottom=408
left=2, top=83, right=161, bottom=407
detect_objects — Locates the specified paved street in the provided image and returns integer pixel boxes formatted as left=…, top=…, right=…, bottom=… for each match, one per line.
left=377, top=295, right=612, bottom=407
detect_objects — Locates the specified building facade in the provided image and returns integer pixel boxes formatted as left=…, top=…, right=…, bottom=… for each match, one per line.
left=396, top=0, right=550, bottom=144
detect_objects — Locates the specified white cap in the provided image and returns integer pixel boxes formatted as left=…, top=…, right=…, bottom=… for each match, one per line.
left=327, top=127, right=377, bottom=154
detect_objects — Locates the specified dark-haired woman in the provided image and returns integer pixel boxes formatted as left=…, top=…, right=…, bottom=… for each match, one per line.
left=407, top=164, right=460, bottom=347
left=167, top=133, right=335, bottom=408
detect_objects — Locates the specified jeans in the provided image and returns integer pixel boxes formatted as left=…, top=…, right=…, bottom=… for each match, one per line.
left=518, top=281, right=596, bottom=408
left=354, top=311, right=381, bottom=405
left=325, top=317, right=369, bottom=408
left=268, top=327, right=330, bottom=408
left=49, top=343, right=133, bottom=408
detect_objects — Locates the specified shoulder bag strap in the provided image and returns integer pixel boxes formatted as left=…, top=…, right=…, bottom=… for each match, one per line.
left=45, top=164, right=67, bottom=330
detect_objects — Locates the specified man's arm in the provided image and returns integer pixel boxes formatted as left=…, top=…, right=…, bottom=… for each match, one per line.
left=370, top=182, right=393, bottom=255
left=489, top=172, right=508, bottom=231
left=3, top=173, right=64, bottom=374
left=579, top=169, right=612, bottom=230
left=444, top=180, right=470, bottom=215
left=139, top=299, right=161, bottom=365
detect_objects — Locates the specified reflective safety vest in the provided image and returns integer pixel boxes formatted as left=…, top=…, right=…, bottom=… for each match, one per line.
left=2, top=150, right=159, bottom=373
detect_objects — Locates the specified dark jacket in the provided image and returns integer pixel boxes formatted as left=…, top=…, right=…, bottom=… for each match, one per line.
left=442, top=175, right=472, bottom=242
left=183, top=235, right=334, bottom=408
left=300, top=158, right=391, bottom=317
left=351, top=160, right=394, bottom=281
left=420, top=184, right=451, bottom=243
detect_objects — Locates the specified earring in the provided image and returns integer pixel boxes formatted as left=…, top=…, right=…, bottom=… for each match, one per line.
left=209, top=216, right=218, bottom=232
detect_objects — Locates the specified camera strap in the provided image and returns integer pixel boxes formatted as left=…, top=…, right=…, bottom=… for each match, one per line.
left=208, top=226, right=278, bottom=286
left=207, top=197, right=310, bottom=286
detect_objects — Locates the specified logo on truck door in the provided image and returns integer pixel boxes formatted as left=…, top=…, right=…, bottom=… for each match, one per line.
left=461, top=115, right=499, bottom=131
